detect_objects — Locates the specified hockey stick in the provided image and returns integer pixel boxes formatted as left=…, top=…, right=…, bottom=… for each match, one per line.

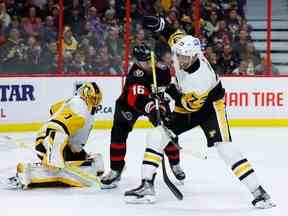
left=150, top=51, right=183, bottom=200
left=0, top=135, right=102, bottom=188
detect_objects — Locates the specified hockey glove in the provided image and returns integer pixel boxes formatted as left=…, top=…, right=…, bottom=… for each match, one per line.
left=143, top=15, right=165, bottom=32
left=145, top=100, right=166, bottom=127
left=165, top=84, right=182, bottom=102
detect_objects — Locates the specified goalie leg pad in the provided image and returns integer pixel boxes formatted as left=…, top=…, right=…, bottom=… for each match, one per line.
left=43, top=130, right=68, bottom=169
left=8, top=159, right=102, bottom=189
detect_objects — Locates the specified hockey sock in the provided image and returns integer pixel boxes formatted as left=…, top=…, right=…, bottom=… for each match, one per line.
left=142, top=126, right=170, bottom=180
left=215, top=142, right=260, bottom=195
left=142, top=147, right=163, bottom=180
left=110, top=143, right=126, bottom=171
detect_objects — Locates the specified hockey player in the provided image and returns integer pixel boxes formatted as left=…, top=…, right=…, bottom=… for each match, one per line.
left=7, top=82, right=105, bottom=189
left=101, top=43, right=185, bottom=188
left=124, top=16, right=275, bottom=209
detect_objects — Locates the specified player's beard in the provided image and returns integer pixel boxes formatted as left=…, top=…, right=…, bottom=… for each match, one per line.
left=176, top=54, right=198, bottom=70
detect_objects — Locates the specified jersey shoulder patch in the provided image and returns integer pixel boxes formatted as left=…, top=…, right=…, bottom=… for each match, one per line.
left=133, top=69, right=145, bottom=77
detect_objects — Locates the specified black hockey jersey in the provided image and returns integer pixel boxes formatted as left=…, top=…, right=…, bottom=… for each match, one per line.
left=118, top=63, right=171, bottom=113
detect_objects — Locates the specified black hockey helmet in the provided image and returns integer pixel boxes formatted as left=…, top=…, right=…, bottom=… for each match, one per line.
left=133, top=43, right=151, bottom=62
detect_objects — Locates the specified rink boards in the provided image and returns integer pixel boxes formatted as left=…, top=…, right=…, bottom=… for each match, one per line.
left=0, top=76, right=288, bottom=132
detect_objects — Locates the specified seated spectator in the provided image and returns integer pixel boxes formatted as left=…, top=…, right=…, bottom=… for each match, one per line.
left=232, top=60, right=249, bottom=75
left=51, top=4, right=60, bottom=28
left=42, top=0, right=57, bottom=17
left=207, top=52, right=222, bottom=75
left=22, top=6, right=43, bottom=37
left=77, top=37, right=90, bottom=56
left=202, top=10, right=218, bottom=37
left=211, top=20, right=231, bottom=54
left=232, top=59, right=255, bottom=75
left=202, top=1, right=221, bottom=18
left=5, top=0, right=22, bottom=17
left=218, top=43, right=240, bottom=75
left=105, top=26, right=122, bottom=69
left=239, top=18, right=253, bottom=34
left=67, top=52, right=88, bottom=73
left=22, top=0, right=42, bottom=15
left=232, top=29, right=251, bottom=60
left=102, top=8, right=117, bottom=27
left=180, top=15, right=194, bottom=35
left=41, top=41, right=57, bottom=73
left=204, top=45, right=214, bottom=58
left=85, top=45, right=98, bottom=73
left=0, top=28, right=25, bottom=73
left=4, top=16, right=23, bottom=37
left=23, top=36, right=42, bottom=73
left=0, top=1, right=11, bottom=28
left=226, top=8, right=242, bottom=41
left=255, top=57, right=280, bottom=75
left=131, top=27, right=146, bottom=47
left=65, top=7, right=85, bottom=37
left=165, top=8, right=179, bottom=28
left=95, top=44, right=119, bottom=75
left=63, top=26, right=78, bottom=54
left=86, top=6, right=105, bottom=40
left=242, top=42, right=261, bottom=66
left=39, top=15, right=58, bottom=43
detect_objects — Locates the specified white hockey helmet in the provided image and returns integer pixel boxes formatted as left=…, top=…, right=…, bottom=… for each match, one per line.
left=172, top=35, right=202, bottom=69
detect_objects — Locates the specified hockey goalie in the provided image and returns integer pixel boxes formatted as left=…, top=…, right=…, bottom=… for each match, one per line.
left=7, top=82, right=104, bottom=189
left=124, top=16, right=275, bottom=209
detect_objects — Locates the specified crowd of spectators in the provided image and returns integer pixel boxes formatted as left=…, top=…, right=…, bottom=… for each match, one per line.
left=132, top=0, right=274, bottom=75
left=0, top=0, right=277, bottom=75
left=0, top=0, right=123, bottom=74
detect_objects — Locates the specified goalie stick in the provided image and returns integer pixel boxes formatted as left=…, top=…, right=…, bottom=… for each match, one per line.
left=150, top=51, right=183, bottom=200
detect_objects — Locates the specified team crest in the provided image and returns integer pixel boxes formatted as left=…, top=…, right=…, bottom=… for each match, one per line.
left=134, top=69, right=144, bottom=77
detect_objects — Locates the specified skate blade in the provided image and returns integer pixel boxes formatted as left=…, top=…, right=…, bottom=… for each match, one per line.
left=2, top=180, right=26, bottom=190
left=254, top=200, right=276, bottom=209
left=124, top=195, right=156, bottom=204
left=100, top=183, right=118, bottom=190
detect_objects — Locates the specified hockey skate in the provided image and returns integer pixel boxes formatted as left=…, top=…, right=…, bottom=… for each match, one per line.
left=101, top=169, right=122, bottom=189
left=124, top=179, right=156, bottom=204
left=6, top=163, right=29, bottom=189
left=252, top=186, right=276, bottom=209
left=170, top=163, right=186, bottom=182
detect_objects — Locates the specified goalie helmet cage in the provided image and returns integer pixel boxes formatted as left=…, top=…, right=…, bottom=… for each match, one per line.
left=0, top=0, right=278, bottom=77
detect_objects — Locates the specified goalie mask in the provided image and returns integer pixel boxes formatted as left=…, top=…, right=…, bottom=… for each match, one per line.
left=172, top=35, right=202, bottom=70
left=78, top=82, right=102, bottom=108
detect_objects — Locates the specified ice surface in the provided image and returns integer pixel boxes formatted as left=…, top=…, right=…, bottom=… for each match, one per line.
left=0, top=128, right=286, bottom=216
